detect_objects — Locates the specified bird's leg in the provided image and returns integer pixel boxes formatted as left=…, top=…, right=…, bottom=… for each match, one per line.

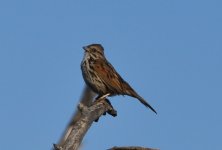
left=95, top=93, right=110, bottom=101
left=94, top=98, right=117, bottom=122
left=94, top=93, right=111, bottom=111
left=99, top=93, right=110, bottom=100
left=93, top=93, right=115, bottom=122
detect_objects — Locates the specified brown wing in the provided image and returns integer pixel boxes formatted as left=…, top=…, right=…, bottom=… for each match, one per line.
left=92, top=59, right=157, bottom=113
left=92, top=59, right=124, bottom=94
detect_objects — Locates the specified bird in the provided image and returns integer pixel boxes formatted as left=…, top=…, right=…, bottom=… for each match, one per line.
left=81, top=44, right=157, bottom=114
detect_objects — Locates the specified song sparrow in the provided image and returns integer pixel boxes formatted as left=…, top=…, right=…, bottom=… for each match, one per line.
left=81, top=44, right=157, bottom=114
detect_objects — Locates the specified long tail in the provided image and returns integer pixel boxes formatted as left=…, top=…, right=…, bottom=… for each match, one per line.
left=120, top=78, right=157, bottom=114
left=135, top=95, right=157, bottom=114
left=124, top=86, right=157, bottom=114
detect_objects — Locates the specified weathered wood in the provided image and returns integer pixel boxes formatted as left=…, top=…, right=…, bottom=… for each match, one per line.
left=108, top=146, right=159, bottom=150
left=57, top=86, right=96, bottom=146
left=54, top=98, right=116, bottom=150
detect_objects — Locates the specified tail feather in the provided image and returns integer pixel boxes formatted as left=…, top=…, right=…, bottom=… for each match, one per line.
left=122, top=81, right=157, bottom=114
left=136, top=95, right=157, bottom=114
left=126, top=89, right=157, bottom=114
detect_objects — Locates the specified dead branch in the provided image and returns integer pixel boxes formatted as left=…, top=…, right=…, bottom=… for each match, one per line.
left=108, top=146, right=159, bottom=150
left=57, top=86, right=96, bottom=146
left=54, top=98, right=117, bottom=150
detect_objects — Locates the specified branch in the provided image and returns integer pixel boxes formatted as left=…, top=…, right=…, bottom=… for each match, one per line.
left=54, top=98, right=117, bottom=150
left=108, top=146, right=159, bottom=150
left=57, top=86, right=96, bottom=146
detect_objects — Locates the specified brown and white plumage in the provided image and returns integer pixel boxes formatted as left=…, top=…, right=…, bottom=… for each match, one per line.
left=81, top=44, right=157, bottom=114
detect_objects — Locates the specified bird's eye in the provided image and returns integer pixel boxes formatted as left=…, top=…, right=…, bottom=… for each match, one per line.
left=92, top=48, right=96, bottom=52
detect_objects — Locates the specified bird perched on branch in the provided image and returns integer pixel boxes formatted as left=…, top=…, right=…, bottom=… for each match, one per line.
left=81, top=44, right=157, bottom=114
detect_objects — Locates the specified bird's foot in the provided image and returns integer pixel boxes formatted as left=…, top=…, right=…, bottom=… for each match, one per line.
left=94, top=98, right=117, bottom=122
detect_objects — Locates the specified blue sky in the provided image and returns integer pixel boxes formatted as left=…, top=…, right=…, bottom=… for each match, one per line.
left=0, top=0, right=222, bottom=150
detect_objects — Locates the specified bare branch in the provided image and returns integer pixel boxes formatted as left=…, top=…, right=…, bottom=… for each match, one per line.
left=54, top=98, right=117, bottom=150
left=57, top=86, right=96, bottom=146
left=108, top=146, right=159, bottom=150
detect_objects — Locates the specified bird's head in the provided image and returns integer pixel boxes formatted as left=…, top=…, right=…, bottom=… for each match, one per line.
left=83, top=44, right=105, bottom=59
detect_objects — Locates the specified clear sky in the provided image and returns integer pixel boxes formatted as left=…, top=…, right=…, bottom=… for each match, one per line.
left=0, top=0, right=221, bottom=150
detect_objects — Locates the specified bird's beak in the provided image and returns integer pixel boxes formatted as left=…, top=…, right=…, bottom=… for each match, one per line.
left=83, top=46, right=88, bottom=52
